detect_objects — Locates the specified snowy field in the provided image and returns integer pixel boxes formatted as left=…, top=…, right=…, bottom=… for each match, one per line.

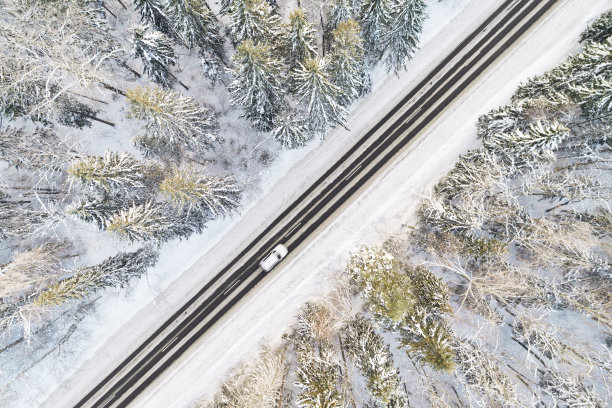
left=4, top=0, right=609, bottom=407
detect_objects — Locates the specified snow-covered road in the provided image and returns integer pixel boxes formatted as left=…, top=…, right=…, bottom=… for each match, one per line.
left=33, top=1, right=612, bottom=407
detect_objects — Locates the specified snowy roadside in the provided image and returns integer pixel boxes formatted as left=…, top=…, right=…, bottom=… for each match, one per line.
left=31, top=0, right=609, bottom=407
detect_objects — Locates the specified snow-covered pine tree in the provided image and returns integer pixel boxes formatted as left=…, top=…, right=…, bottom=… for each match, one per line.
left=271, top=109, right=310, bottom=148
left=160, top=168, right=241, bottom=218
left=133, top=0, right=173, bottom=34
left=228, top=40, right=285, bottom=131
left=130, top=24, right=177, bottom=87
left=570, top=75, right=612, bottom=118
left=294, top=342, right=344, bottom=408
left=476, top=103, right=527, bottom=140
left=406, top=265, right=452, bottom=314
left=280, top=9, right=317, bottom=70
left=347, top=246, right=416, bottom=328
left=67, top=197, right=122, bottom=230
left=226, top=0, right=281, bottom=44
left=342, top=316, right=408, bottom=407
left=358, top=0, right=392, bottom=59
left=107, top=201, right=174, bottom=242
left=166, top=0, right=224, bottom=57
left=383, top=0, right=426, bottom=74
left=56, top=97, right=98, bottom=129
left=328, top=19, right=364, bottom=107
left=34, top=245, right=158, bottom=307
left=126, top=86, right=219, bottom=158
left=580, top=9, right=612, bottom=44
left=68, top=151, right=146, bottom=193
left=291, top=58, right=348, bottom=135
left=327, top=0, right=355, bottom=32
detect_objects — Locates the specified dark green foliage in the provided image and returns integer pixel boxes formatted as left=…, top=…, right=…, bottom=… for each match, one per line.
left=580, top=9, right=612, bottom=44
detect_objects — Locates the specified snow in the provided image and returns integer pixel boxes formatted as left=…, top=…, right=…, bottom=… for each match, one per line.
left=3, top=0, right=609, bottom=407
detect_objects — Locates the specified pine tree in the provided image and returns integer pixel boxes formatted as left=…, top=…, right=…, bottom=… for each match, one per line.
left=476, top=103, right=526, bottom=140
left=358, top=0, right=392, bottom=58
left=67, top=197, right=122, bottom=229
left=347, top=246, right=415, bottom=327
left=291, top=58, right=348, bottom=135
left=160, top=168, right=241, bottom=218
left=126, top=86, right=219, bottom=158
left=130, top=24, right=177, bottom=87
left=68, top=151, right=146, bottom=193
left=580, top=9, right=612, bottom=44
left=133, top=0, right=173, bottom=34
left=166, top=0, right=224, bottom=56
left=33, top=246, right=158, bottom=307
left=228, top=40, right=285, bottom=131
left=328, top=19, right=365, bottom=106
left=406, top=265, right=452, bottom=313
left=272, top=109, right=310, bottom=148
left=327, top=0, right=355, bottom=32
left=226, top=0, right=281, bottom=43
left=570, top=75, right=612, bottom=118
left=107, top=201, right=174, bottom=242
left=294, top=343, right=343, bottom=408
left=342, top=316, right=408, bottom=407
left=383, top=0, right=426, bottom=74
left=280, top=9, right=317, bottom=70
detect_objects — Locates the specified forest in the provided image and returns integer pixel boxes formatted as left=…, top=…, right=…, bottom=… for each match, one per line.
left=199, top=9, right=612, bottom=408
left=0, top=0, right=427, bottom=399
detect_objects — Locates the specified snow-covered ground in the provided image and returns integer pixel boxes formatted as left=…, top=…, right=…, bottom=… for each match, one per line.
left=5, top=0, right=605, bottom=407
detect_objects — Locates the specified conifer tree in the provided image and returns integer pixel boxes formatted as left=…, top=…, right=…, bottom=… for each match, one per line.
left=580, top=9, right=612, bottom=44
left=67, top=198, right=121, bottom=229
left=281, top=9, right=317, bottom=70
left=160, top=168, right=241, bottom=218
left=68, top=151, right=146, bottom=193
left=130, top=24, right=177, bottom=87
left=229, top=40, right=285, bottom=130
left=107, top=201, right=174, bottom=242
left=358, top=0, right=392, bottom=58
left=133, top=0, right=173, bottom=34
left=476, top=103, right=526, bottom=141
left=327, top=0, right=355, bottom=32
left=226, top=0, right=281, bottom=43
left=383, top=0, right=426, bottom=74
left=570, top=75, right=612, bottom=118
left=328, top=19, right=364, bottom=106
left=291, top=58, right=348, bottom=135
left=294, top=342, right=343, bottom=408
left=271, top=109, right=310, bottom=148
left=166, top=0, right=224, bottom=56
left=126, top=86, right=219, bottom=158
left=34, top=246, right=158, bottom=307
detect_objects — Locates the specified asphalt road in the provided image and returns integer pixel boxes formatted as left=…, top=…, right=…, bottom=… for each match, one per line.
left=77, top=0, right=560, bottom=406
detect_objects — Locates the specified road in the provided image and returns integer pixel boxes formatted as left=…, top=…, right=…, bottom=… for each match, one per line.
left=77, top=0, right=559, bottom=406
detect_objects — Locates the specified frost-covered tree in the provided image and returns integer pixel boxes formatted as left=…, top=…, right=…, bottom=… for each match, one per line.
left=358, top=0, right=392, bottom=57
left=133, top=0, right=173, bottom=34
left=68, top=151, right=146, bottom=193
left=34, top=246, right=158, bottom=307
left=328, top=19, right=364, bottom=106
left=383, top=0, right=426, bottom=74
left=160, top=168, right=241, bottom=218
left=294, top=342, right=344, bottom=408
left=477, top=103, right=527, bottom=140
left=580, top=9, right=612, bottom=44
left=225, top=0, right=281, bottom=43
left=130, top=24, right=177, bottom=87
left=539, top=369, right=606, bottom=408
left=570, top=75, right=612, bottom=118
left=107, top=201, right=174, bottom=242
left=327, top=0, right=355, bottom=32
left=271, top=109, right=310, bottom=148
left=342, top=316, right=408, bottom=407
left=126, top=86, right=218, bottom=158
left=280, top=9, right=317, bottom=70
left=228, top=40, right=285, bottom=130
left=166, top=0, right=224, bottom=56
left=291, top=58, right=348, bottom=135
left=67, top=197, right=123, bottom=229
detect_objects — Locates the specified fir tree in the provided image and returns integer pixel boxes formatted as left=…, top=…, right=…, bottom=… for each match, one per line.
left=34, top=246, right=158, bottom=307
left=68, top=151, right=146, bottom=193
left=291, top=58, right=348, bottom=135
left=383, top=0, right=426, bottom=74
left=228, top=40, right=285, bottom=131
left=358, top=0, right=392, bottom=58
left=226, top=0, right=281, bottom=43
left=280, top=9, right=317, bottom=70
left=126, top=86, right=219, bottom=158
left=133, top=0, right=173, bottom=34
left=406, top=265, right=452, bottom=313
left=107, top=201, right=174, bottom=242
left=580, top=9, right=612, bottom=44
left=328, top=19, right=364, bottom=106
left=66, top=197, right=122, bottom=229
left=160, top=168, right=241, bottom=218
left=294, top=343, right=343, bottom=408
left=129, top=24, right=177, bottom=87
left=476, top=103, right=527, bottom=141
left=570, top=75, right=612, bottom=118
left=271, top=109, right=310, bottom=148
left=166, top=0, right=224, bottom=56
left=327, top=0, right=355, bottom=32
